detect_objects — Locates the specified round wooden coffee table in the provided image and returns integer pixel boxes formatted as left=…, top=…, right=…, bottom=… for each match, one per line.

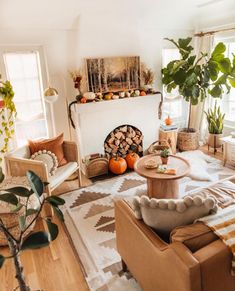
left=134, top=154, right=190, bottom=199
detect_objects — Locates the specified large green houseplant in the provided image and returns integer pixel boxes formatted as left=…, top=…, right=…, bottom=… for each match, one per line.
left=0, top=170, right=65, bottom=291
left=205, top=102, right=225, bottom=149
left=0, top=75, right=16, bottom=159
left=162, top=37, right=235, bottom=150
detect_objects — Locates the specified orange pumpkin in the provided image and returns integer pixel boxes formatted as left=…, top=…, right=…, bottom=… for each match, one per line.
left=165, top=115, right=172, bottom=125
left=140, top=91, right=146, bottom=96
left=109, top=157, right=127, bottom=174
left=125, top=152, right=139, bottom=169
left=80, top=97, right=87, bottom=103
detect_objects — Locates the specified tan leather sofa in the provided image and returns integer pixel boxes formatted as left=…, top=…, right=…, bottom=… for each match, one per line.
left=115, top=199, right=235, bottom=291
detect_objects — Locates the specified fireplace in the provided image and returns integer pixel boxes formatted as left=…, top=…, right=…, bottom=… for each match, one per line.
left=71, top=94, right=161, bottom=172
left=104, top=125, right=143, bottom=158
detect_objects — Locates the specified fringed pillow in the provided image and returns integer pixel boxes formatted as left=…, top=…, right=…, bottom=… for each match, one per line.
left=31, top=150, right=58, bottom=176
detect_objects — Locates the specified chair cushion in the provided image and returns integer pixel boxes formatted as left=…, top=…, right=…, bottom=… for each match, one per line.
left=28, top=133, right=67, bottom=166
left=132, top=195, right=218, bottom=235
left=49, top=162, right=78, bottom=188
left=171, top=222, right=218, bottom=252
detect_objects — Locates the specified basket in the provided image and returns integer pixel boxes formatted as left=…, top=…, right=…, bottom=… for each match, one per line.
left=148, top=140, right=172, bottom=155
left=177, top=128, right=199, bottom=151
left=84, top=157, right=109, bottom=178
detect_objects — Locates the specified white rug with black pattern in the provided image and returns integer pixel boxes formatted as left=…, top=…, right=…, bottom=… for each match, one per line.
left=61, top=151, right=235, bottom=291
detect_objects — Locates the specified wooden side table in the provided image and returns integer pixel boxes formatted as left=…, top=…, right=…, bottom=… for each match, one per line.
left=221, top=136, right=235, bottom=166
left=134, top=154, right=190, bottom=199
left=159, top=129, right=178, bottom=154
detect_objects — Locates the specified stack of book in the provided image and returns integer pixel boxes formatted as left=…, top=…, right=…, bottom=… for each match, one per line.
left=160, top=124, right=178, bottom=131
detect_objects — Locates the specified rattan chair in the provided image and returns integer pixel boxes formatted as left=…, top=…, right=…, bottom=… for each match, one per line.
left=4, top=141, right=82, bottom=198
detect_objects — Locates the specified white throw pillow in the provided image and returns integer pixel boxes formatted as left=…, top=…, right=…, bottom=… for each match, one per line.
left=31, top=150, right=58, bottom=176
left=132, top=195, right=218, bottom=234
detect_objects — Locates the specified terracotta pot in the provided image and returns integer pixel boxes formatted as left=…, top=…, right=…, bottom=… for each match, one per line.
left=161, top=157, right=168, bottom=165
left=208, top=133, right=223, bottom=148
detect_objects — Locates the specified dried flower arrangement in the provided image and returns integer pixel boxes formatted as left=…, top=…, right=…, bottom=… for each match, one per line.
left=69, top=70, right=83, bottom=91
left=141, top=64, right=155, bottom=85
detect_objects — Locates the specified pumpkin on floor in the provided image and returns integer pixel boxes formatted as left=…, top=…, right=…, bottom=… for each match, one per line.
left=109, top=157, right=127, bottom=174
left=125, top=152, right=140, bottom=169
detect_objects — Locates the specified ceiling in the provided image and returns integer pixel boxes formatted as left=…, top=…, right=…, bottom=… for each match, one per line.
left=0, top=0, right=234, bottom=30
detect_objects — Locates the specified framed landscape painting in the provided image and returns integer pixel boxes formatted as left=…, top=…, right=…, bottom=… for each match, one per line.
left=86, top=56, right=140, bottom=93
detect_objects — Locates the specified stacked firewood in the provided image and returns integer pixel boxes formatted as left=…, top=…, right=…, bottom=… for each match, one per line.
left=104, top=125, right=143, bottom=158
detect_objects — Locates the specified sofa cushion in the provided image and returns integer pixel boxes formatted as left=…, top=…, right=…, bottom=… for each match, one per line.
left=31, top=150, right=58, bottom=176
left=132, top=195, right=218, bottom=235
left=171, top=222, right=218, bottom=252
left=49, top=162, right=78, bottom=188
left=28, top=133, right=67, bottom=166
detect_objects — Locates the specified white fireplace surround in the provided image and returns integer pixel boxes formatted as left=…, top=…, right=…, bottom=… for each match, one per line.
left=72, top=94, right=161, bottom=159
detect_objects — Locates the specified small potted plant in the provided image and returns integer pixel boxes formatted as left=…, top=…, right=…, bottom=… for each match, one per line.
left=160, top=149, right=170, bottom=165
left=204, top=102, right=225, bottom=149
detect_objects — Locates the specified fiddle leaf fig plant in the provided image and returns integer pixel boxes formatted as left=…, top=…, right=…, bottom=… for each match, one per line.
left=0, top=75, right=16, bottom=159
left=162, top=37, right=235, bottom=130
left=0, top=170, right=65, bottom=291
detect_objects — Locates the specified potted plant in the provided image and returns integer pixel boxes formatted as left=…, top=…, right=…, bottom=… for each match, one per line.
left=160, top=148, right=170, bottom=165
left=0, top=75, right=16, bottom=160
left=205, top=102, right=225, bottom=149
left=0, top=170, right=65, bottom=291
left=162, top=37, right=235, bottom=151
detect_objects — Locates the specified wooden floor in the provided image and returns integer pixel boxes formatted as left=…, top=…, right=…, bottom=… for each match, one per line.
left=0, top=174, right=91, bottom=291
left=0, top=147, right=224, bottom=291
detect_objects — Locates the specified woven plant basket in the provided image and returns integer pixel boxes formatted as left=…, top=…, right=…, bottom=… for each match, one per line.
left=148, top=140, right=172, bottom=155
left=177, top=128, right=199, bottom=151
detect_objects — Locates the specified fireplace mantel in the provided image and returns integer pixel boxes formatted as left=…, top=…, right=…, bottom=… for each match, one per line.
left=72, top=94, right=161, bottom=158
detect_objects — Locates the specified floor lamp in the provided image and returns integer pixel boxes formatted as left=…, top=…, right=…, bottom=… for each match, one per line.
left=44, top=87, right=58, bottom=136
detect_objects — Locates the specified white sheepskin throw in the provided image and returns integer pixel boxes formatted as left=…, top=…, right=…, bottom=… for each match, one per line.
left=133, top=195, right=218, bottom=234
left=176, top=150, right=217, bottom=181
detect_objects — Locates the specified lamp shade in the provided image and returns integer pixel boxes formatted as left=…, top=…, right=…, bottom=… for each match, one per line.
left=44, top=87, right=58, bottom=103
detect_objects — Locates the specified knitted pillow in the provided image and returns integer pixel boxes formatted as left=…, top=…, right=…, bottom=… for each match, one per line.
left=132, top=195, right=218, bottom=235
left=31, top=150, right=58, bottom=176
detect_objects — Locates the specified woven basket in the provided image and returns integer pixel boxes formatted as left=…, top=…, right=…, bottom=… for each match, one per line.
left=177, top=128, right=199, bottom=151
left=85, top=157, right=109, bottom=178
left=148, top=140, right=172, bottom=155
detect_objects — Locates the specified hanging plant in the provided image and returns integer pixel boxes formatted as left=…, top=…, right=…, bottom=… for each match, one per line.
left=0, top=76, right=16, bottom=159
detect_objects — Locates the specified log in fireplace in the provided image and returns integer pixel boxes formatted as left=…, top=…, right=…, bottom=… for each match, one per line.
left=104, top=125, right=143, bottom=158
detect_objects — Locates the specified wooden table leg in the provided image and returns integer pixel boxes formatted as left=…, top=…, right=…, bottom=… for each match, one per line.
left=147, top=179, right=179, bottom=199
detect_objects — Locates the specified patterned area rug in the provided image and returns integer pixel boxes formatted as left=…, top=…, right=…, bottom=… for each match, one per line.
left=61, top=154, right=235, bottom=291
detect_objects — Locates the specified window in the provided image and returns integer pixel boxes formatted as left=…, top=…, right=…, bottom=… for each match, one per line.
left=3, top=51, right=48, bottom=146
left=162, top=48, right=185, bottom=121
left=217, top=40, right=235, bottom=123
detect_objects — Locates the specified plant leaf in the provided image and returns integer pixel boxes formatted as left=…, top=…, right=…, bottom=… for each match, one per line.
left=45, top=218, right=59, bottom=241
left=26, top=208, right=39, bottom=216
left=21, top=231, right=50, bottom=250
left=218, top=58, right=231, bottom=74
left=0, top=193, right=18, bottom=206
left=211, top=42, right=226, bottom=60
left=52, top=206, right=64, bottom=222
left=26, top=171, right=44, bottom=197
left=11, top=203, right=24, bottom=213
left=209, top=85, right=222, bottom=98
left=46, top=196, right=65, bottom=206
left=0, top=255, right=5, bottom=268
left=5, top=186, right=32, bottom=197
left=0, top=168, right=4, bottom=183
left=18, top=216, right=26, bottom=231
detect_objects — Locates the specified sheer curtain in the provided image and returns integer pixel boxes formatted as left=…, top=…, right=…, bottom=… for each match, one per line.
left=189, top=34, right=214, bottom=143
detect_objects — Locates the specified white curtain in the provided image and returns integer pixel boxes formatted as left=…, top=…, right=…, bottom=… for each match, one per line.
left=189, top=34, right=214, bottom=143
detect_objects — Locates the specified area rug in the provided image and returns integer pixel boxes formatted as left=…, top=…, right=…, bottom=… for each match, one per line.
left=61, top=153, right=235, bottom=291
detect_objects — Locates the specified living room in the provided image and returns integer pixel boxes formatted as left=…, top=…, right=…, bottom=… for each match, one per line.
left=0, top=0, right=235, bottom=290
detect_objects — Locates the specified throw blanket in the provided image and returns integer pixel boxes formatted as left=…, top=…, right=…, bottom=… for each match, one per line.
left=199, top=205, right=235, bottom=276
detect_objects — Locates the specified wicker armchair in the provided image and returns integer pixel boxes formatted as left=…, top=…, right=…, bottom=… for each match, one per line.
left=4, top=141, right=82, bottom=197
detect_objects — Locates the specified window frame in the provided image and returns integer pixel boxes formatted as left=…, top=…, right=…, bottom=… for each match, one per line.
left=0, top=46, right=51, bottom=146
left=161, top=47, right=188, bottom=127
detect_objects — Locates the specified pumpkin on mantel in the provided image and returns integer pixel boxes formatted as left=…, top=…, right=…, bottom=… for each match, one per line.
left=109, top=157, right=127, bottom=174
left=125, top=152, right=140, bottom=169
left=165, top=115, right=172, bottom=126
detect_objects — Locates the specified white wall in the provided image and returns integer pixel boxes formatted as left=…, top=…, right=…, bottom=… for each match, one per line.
left=0, top=0, right=196, bottom=140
